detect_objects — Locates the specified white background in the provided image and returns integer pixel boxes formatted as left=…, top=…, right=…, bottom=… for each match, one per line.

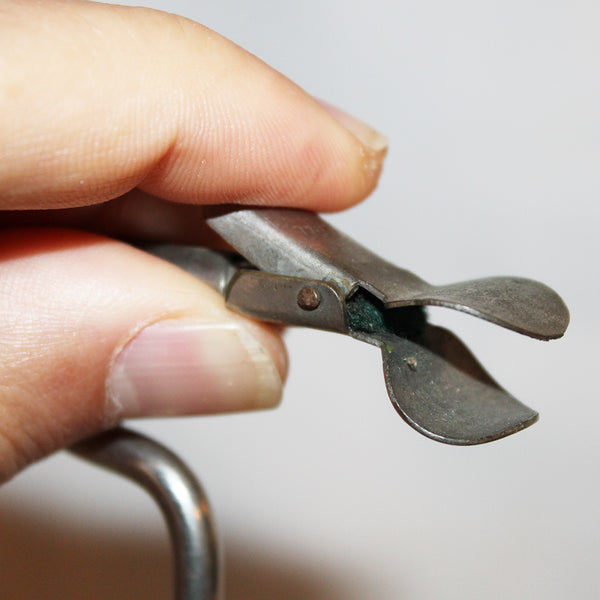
left=1, top=1, right=598, bottom=599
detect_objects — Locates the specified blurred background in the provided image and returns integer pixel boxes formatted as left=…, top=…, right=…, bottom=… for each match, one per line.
left=1, top=1, right=598, bottom=598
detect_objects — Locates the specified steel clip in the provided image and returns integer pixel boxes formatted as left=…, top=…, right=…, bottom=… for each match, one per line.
left=148, top=207, right=569, bottom=446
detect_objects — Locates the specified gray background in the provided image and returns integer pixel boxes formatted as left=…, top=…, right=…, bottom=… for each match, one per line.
left=1, top=1, right=598, bottom=598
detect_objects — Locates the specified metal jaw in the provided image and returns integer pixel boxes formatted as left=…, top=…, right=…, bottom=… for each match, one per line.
left=150, top=207, right=569, bottom=445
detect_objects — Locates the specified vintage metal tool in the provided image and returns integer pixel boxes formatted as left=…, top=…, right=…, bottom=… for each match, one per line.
left=69, top=207, right=568, bottom=599
left=149, top=206, right=570, bottom=446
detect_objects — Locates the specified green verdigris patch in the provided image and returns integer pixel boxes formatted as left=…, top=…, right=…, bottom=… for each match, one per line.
left=346, top=288, right=426, bottom=340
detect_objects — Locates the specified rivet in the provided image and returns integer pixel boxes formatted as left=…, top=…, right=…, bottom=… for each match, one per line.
left=297, top=286, right=321, bottom=311
left=405, top=357, right=418, bottom=371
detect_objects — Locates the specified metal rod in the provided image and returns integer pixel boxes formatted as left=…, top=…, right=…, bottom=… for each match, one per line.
left=70, top=427, right=220, bottom=600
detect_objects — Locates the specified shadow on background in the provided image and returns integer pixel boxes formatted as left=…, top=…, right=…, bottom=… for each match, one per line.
left=0, top=502, right=374, bottom=599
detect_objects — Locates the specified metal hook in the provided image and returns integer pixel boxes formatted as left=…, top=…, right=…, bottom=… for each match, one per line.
left=70, top=427, right=220, bottom=600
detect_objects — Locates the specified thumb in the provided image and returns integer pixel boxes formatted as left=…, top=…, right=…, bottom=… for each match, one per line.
left=0, top=230, right=286, bottom=483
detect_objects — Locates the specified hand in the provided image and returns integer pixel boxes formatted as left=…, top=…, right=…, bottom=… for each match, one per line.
left=0, top=0, right=387, bottom=482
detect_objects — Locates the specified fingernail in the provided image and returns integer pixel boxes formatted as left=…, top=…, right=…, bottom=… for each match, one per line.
left=318, top=100, right=388, bottom=153
left=106, top=319, right=283, bottom=420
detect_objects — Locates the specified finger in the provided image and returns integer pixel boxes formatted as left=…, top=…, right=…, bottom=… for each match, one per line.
left=0, top=229, right=287, bottom=483
left=0, top=0, right=387, bottom=212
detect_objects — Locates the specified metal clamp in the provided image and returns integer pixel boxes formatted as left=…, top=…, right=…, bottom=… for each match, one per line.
left=68, top=207, right=569, bottom=596
left=150, top=207, right=569, bottom=445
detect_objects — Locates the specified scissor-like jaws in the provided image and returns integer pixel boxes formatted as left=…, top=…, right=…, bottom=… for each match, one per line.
left=147, top=207, right=569, bottom=445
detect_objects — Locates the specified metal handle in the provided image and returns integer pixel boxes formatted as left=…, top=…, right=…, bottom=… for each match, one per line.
left=70, top=427, right=220, bottom=600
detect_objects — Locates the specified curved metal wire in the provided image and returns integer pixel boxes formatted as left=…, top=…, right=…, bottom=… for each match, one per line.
left=70, top=427, right=220, bottom=600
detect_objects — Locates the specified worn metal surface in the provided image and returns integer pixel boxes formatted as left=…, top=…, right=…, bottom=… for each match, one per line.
left=207, top=208, right=569, bottom=340
left=226, top=271, right=347, bottom=332
left=380, top=327, right=539, bottom=444
left=143, top=243, right=237, bottom=296
left=145, top=207, right=569, bottom=445
left=297, top=285, right=321, bottom=311
left=71, top=428, right=220, bottom=600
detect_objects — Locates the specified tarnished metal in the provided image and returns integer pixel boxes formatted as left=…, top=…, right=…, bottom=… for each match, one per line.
left=227, top=271, right=346, bottom=332
left=297, top=286, right=321, bottom=311
left=79, top=209, right=566, bottom=595
left=207, top=208, right=569, bottom=340
left=381, top=327, right=539, bottom=444
left=144, top=243, right=237, bottom=296
left=145, top=207, right=569, bottom=445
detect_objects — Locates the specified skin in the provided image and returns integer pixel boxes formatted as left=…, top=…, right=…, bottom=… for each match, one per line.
left=0, top=0, right=387, bottom=482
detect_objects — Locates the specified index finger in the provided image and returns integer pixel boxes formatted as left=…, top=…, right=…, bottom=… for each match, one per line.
left=0, top=0, right=387, bottom=212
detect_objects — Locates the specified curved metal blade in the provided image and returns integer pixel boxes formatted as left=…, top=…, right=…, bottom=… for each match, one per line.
left=380, top=325, right=539, bottom=445
left=390, top=276, right=570, bottom=341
